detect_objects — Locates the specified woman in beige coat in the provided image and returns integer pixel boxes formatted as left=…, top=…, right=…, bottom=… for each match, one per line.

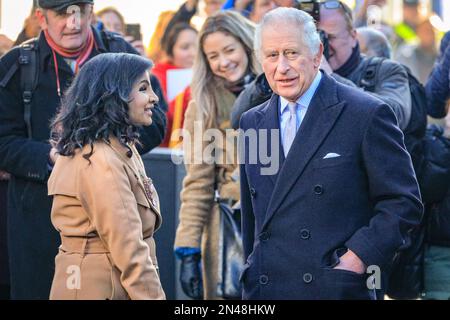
left=174, top=11, right=261, bottom=300
left=48, top=53, right=165, bottom=300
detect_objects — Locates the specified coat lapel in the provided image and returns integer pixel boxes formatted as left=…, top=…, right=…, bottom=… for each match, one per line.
left=262, top=73, right=346, bottom=229
left=256, top=94, right=284, bottom=186
left=107, top=138, right=161, bottom=216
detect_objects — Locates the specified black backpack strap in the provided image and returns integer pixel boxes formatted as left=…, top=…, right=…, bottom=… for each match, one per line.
left=0, top=62, right=19, bottom=88
left=19, top=38, right=39, bottom=139
left=358, top=56, right=385, bottom=92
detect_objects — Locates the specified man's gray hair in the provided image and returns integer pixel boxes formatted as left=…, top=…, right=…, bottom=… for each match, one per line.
left=357, top=27, right=392, bottom=59
left=254, top=7, right=321, bottom=61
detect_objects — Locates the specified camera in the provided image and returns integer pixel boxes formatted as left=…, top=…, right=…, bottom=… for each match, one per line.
left=294, top=0, right=320, bottom=22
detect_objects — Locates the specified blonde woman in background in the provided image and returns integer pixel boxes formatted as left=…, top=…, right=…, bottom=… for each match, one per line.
left=174, top=11, right=261, bottom=300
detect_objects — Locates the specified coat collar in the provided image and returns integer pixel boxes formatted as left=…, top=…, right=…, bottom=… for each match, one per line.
left=105, top=136, right=142, bottom=184
left=105, top=137, right=161, bottom=216
left=261, top=72, right=346, bottom=229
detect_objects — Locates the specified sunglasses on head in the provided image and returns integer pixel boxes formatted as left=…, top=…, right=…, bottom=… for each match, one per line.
left=323, top=1, right=353, bottom=12
left=321, top=0, right=341, bottom=9
left=320, top=1, right=354, bottom=21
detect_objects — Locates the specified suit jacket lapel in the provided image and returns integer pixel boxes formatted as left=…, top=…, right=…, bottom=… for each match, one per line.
left=263, top=73, right=345, bottom=228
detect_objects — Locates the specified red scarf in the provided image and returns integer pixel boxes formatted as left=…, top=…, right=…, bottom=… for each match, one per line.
left=44, top=28, right=95, bottom=72
left=44, top=28, right=95, bottom=96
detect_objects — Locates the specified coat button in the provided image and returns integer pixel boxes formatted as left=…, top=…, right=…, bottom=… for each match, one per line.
left=300, top=229, right=310, bottom=240
left=259, top=231, right=270, bottom=242
left=314, top=185, right=324, bottom=195
left=250, top=188, right=257, bottom=198
left=259, top=275, right=269, bottom=285
left=303, top=273, right=313, bottom=284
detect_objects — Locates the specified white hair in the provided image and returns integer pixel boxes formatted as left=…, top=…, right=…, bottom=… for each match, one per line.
left=357, top=27, right=392, bottom=59
left=254, top=7, right=321, bottom=61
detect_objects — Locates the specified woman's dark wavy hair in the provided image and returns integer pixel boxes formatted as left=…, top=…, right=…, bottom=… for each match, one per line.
left=51, top=53, right=153, bottom=161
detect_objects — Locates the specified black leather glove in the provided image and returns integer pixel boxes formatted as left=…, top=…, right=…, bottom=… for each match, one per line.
left=180, top=253, right=203, bottom=300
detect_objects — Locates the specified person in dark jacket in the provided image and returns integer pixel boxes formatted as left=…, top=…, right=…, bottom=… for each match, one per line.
left=422, top=30, right=450, bottom=300
left=231, top=1, right=411, bottom=131
left=423, top=146, right=450, bottom=299
left=425, top=31, right=450, bottom=119
left=0, top=0, right=166, bottom=300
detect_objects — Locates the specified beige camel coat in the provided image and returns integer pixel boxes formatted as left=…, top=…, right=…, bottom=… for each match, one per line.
left=48, top=137, right=165, bottom=300
left=174, top=90, right=240, bottom=300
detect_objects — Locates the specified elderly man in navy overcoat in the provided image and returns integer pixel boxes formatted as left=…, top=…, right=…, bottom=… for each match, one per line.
left=239, top=7, right=423, bottom=300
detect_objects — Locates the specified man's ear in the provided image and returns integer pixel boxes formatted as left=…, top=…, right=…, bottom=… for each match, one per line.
left=350, top=28, right=358, bottom=48
left=36, top=9, right=48, bottom=30
left=314, top=42, right=324, bottom=68
left=86, top=4, right=94, bottom=25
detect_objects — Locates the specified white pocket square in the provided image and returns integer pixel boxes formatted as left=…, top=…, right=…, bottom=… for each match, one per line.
left=323, top=153, right=341, bottom=159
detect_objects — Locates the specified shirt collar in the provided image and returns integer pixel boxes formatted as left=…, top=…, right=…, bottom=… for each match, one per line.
left=279, top=71, right=322, bottom=114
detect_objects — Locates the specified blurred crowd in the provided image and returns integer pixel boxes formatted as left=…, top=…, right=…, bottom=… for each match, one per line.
left=0, top=0, right=447, bottom=140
